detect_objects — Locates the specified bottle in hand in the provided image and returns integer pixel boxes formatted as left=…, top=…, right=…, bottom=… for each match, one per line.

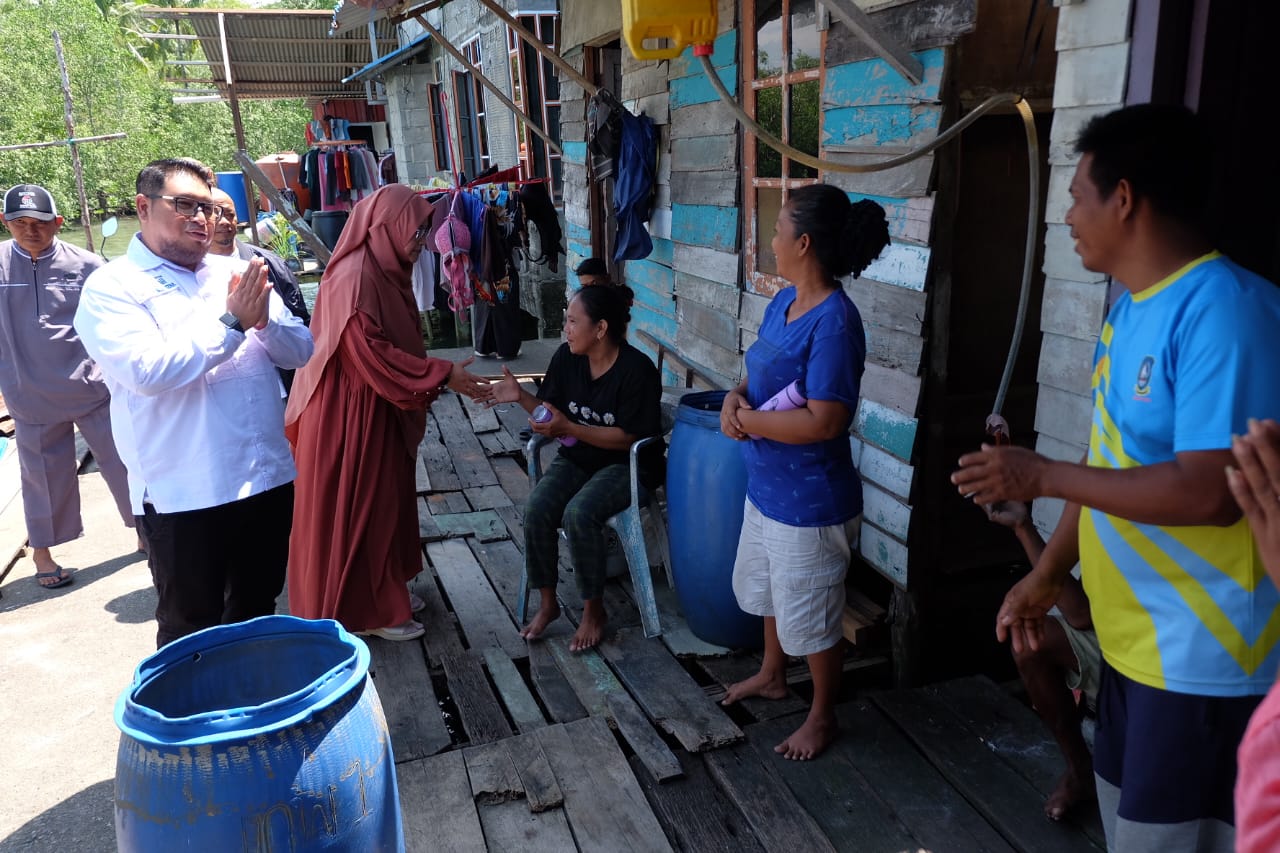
left=532, top=404, right=576, bottom=446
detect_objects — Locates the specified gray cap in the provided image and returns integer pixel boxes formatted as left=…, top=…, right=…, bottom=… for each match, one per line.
left=3, top=184, right=59, bottom=221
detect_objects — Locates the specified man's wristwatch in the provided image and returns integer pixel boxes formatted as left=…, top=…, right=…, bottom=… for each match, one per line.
left=219, top=312, right=245, bottom=334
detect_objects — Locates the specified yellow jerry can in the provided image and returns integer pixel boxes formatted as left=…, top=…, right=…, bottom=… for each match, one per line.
left=622, top=0, right=718, bottom=60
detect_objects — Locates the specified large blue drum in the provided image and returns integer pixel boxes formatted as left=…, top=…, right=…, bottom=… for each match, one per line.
left=666, top=390, right=763, bottom=649
left=114, top=616, right=403, bottom=852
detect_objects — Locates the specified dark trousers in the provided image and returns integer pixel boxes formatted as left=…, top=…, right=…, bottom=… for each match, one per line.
left=523, top=457, right=631, bottom=600
left=138, top=483, right=293, bottom=648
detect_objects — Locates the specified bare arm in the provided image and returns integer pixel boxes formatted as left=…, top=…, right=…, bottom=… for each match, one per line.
left=736, top=398, right=851, bottom=444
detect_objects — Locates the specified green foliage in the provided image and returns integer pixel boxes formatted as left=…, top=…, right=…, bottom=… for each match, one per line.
left=0, top=0, right=312, bottom=219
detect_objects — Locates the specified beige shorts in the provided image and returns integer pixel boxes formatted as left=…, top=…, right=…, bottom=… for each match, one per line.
left=731, top=499, right=860, bottom=657
left=1048, top=612, right=1101, bottom=699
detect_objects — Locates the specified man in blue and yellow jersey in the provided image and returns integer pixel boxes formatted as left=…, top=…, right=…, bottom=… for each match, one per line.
left=952, top=104, right=1280, bottom=853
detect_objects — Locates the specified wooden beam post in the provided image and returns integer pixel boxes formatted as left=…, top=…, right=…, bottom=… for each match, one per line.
left=218, top=12, right=261, bottom=244
left=821, top=0, right=925, bottom=85
left=233, top=151, right=331, bottom=265
left=470, top=0, right=599, bottom=96
left=52, top=31, right=95, bottom=253
left=413, top=13, right=563, bottom=156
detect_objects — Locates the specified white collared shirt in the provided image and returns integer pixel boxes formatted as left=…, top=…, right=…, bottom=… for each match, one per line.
left=74, top=234, right=314, bottom=514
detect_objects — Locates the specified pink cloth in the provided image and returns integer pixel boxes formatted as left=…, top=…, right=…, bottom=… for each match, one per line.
left=1237, top=680, right=1280, bottom=852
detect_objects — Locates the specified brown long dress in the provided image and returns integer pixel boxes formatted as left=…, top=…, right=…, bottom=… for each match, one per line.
left=285, top=185, right=453, bottom=631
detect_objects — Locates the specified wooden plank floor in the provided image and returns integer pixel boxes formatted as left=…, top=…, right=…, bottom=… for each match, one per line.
left=371, top=389, right=1104, bottom=852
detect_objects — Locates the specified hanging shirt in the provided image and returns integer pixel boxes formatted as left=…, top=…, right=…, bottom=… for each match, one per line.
left=612, top=109, right=657, bottom=262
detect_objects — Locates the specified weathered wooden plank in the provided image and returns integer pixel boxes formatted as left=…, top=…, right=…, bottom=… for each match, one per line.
left=926, top=677, right=1107, bottom=848
left=462, top=484, right=513, bottom=511
left=859, top=520, right=909, bottom=586
left=824, top=47, right=947, bottom=106
left=546, top=636, right=622, bottom=718
left=823, top=103, right=942, bottom=152
left=430, top=510, right=508, bottom=542
left=672, top=243, right=740, bottom=288
left=667, top=29, right=738, bottom=78
left=606, top=693, right=683, bottom=783
left=650, top=582, right=734, bottom=658
left=674, top=270, right=739, bottom=315
left=417, top=496, right=443, bottom=541
left=674, top=326, right=740, bottom=387
left=471, top=798, right=577, bottom=852
left=861, top=480, right=911, bottom=541
left=528, top=639, right=589, bottom=724
left=491, top=454, right=534, bottom=507
left=536, top=716, right=676, bottom=853
left=860, top=242, right=931, bottom=292
left=409, top=558, right=465, bottom=662
left=630, top=749, right=768, bottom=853
left=669, top=99, right=738, bottom=140
left=461, top=394, right=501, bottom=433
left=464, top=739, right=523, bottom=804
left=398, top=751, right=486, bottom=853
left=670, top=203, right=739, bottom=254
left=1056, top=0, right=1133, bottom=50
left=828, top=700, right=1016, bottom=853
left=477, top=428, right=522, bottom=458
left=482, top=647, right=547, bottom=733
left=441, top=649, right=515, bottom=746
left=368, top=638, right=451, bottom=762
left=420, top=417, right=461, bottom=492
left=415, top=448, right=432, bottom=494
left=428, top=538, right=525, bottom=658
left=697, top=653, right=808, bottom=722
left=865, top=322, right=924, bottom=374
left=855, top=398, right=918, bottom=460
left=670, top=135, right=737, bottom=173
left=495, top=503, right=527, bottom=548
left=434, top=393, right=500, bottom=487
left=1054, top=42, right=1129, bottom=109
left=744, top=712, right=922, bottom=852
left=670, top=61, right=739, bottom=109
left=872, top=688, right=1104, bottom=853
left=428, top=491, right=473, bottom=515
left=621, top=60, right=670, bottom=101
left=860, top=360, right=921, bottom=415
left=600, top=627, right=744, bottom=752
left=631, top=92, right=670, bottom=126
left=1043, top=223, right=1106, bottom=282
left=825, top=150, right=935, bottom=199
left=677, top=295, right=739, bottom=352
left=848, top=275, right=927, bottom=335
left=702, top=743, right=836, bottom=853
left=1033, top=385, right=1092, bottom=449
left=825, top=0, right=977, bottom=66
left=1041, top=277, right=1107, bottom=342
left=505, top=729, right=565, bottom=813
left=853, top=438, right=915, bottom=500
left=467, top=536, right=526, bottom=623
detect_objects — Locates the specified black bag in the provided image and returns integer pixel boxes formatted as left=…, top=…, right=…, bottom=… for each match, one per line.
left=586, top=88, right=625, bottom=180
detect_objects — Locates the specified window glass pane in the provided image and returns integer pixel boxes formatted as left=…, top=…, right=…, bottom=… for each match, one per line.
left=788, top=79, right=819, bottom=178
left=788, top=0, right=820, bottom=71
left=755, top=85, right=782, bottom=178
left=755, top=0, right=783, bottom=78
left=545, top=104, right=561, bottom=147
left=539, top=15, right=556, bottom=44
left=757, top=187, right=783, bottom=276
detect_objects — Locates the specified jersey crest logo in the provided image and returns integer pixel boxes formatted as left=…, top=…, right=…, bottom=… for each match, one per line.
left=1134, top=355, right=1155, bottom=396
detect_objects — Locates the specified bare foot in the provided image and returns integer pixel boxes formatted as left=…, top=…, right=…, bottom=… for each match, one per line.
left=721, top=670, right=788, bottom=706
left=1044, top=770, right=1096, bottom=821
left=774, top=711, right=838, bottom=760
left=569, top=606, right=607, bottom=652
left=519, top=602, right=561, bottom=641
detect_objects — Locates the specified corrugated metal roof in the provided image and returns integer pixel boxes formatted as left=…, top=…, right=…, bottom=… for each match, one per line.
left=329, top=0, right=441, bottom=37
left=343, top=31, right=432, bottom=84
left=142, top=8, right=399, bottom=100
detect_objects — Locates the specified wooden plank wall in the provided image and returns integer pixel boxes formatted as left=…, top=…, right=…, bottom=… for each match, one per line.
left=818, top=0, right=976, bottom=586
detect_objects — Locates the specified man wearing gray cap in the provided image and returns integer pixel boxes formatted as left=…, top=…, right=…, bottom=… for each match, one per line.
left=0, top=184, right=135, bottom=589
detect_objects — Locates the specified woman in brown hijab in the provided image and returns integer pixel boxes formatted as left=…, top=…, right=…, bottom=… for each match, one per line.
left=286, top=184, right=492, bottom=640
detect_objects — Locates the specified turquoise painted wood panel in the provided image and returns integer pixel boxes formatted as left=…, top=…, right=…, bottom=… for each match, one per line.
left=823, top=49, right=946, bottom=107
left=670, top=204, right=738, bottom=253
left=648, top=236, right=674, bottom=268
left=860, top=521, right=908, bottom=587
left=632, top=303, right=679, bottom=342
left=862, top=242, right=931, bottom=292
left=564, top=220, right=591, bottom=246
left=626, top=257, right=676, bottom=297
left=562, top=140, right=588, bottom=164
left=823, top=103, right=942, bottom=147
left=845, top=192, right=925, bottom=243
left=670, top=65, right=739, bottom=109
left=855, top=398, right=917, bottom=461
left=668, top=30, right=738, bottom=78
left=566, top=239, right=592, bottom=261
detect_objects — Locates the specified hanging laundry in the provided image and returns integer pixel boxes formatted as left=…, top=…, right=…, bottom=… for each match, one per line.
left=434, top=192, right=473, bottom=313
left=613, top=108, right=657, bottom=262
left=587, top=89, right=625, bottom=181
left=519, top=181, right=564, bottom=273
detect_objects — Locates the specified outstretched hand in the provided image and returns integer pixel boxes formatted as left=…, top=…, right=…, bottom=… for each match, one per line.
left=995, top=569, right=1063, bottom=654
left=447, top=357, right=493, bottom=402
left=486, top=365, right=523, bottom=406
left=952, top=445, right=1049, bottom=505
left=1228, top=418, right=1280, bottom=581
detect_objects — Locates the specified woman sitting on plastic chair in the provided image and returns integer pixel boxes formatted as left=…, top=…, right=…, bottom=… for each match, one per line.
left=488, top=283, right=663, bottom=651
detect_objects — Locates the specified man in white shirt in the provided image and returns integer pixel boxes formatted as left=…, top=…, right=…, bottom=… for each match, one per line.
left=75, top=158, right=314, bottom=647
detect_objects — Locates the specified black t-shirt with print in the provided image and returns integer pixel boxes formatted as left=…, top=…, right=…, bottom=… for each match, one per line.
left=537, top=341, right=664, bottom=487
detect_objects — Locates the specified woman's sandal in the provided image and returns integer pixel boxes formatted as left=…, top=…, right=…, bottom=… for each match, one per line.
left=357, top=621, right=425, bottom=642
left=34, top=566, right=74, bottom=589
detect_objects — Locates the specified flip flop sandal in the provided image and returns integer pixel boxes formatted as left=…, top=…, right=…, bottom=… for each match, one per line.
left=356, top=621, right=425, bottom=642
left=409, top=592, right=426, bottom=613
left=34, top=567, right=74, bottom=589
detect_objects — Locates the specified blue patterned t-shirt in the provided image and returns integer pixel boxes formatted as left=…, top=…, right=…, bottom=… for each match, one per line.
left=741, top=286, right=864, bottom=527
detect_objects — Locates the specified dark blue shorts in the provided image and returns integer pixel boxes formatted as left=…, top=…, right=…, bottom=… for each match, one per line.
left=1095, top=661, right=1261, bottom=828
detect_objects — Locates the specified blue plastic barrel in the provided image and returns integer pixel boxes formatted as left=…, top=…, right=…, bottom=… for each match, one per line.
left=666, top=390, right=763, bottom=649
left=114, top=616, right=404, bottom=852
left=214, top=171, right=250, bottom=225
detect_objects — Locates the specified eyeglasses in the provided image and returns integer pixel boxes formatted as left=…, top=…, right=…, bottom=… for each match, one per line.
left=148, top=195, right=223, bottom=221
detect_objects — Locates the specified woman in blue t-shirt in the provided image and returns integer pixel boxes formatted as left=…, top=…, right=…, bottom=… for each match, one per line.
left=489, top=283, right=662, bottom=652
left=719, top=185, right=889, bottom=759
